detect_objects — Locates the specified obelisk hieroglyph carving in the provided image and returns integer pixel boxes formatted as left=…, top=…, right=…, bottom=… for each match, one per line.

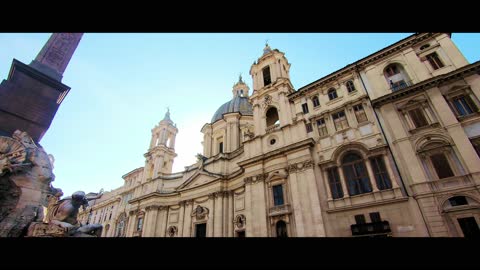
left=29, top=33, right=83, bottom=81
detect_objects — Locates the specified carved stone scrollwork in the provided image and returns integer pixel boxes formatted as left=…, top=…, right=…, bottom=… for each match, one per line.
left=286, top=160, right=314, bottom=173
left=167, top=226, right=178, bottom=237
left=145, top=205, right=160, bottom=211
left=210, top=191, right=225, bottom=199
left=262, top=94, right=273, bottom=108
left=244, top=173, right=269, bottom=185
left=191, top=205, right=209, bottom=220
left=234, top=214, right=246, bottom=229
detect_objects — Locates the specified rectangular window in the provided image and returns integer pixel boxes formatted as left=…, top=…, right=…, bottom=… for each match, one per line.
left=471, top=138, right=480, bottom=158
left=312, top=97, right=320, bottom=107
left=195, top=223, right=207, bottom=237
left=369, top=212, right=381, bottom=223
left=353, top=104, right=368, bottom=123
left=430, top=153, right=455, bottom=179
left=370, top=156, right=392, bottom=190
left=219, top=142, right=223, bottom=154
left=408, top=108, right=429, bottom=128
left=302, top=103, right=309, bottom=114
left=346, top=81, right=356, bottom=93
left=426, top=52, right=444, bottom=70
left=263, top=66, right=271, bottom=86
left=306, top=123, right=313, bottom=133
left=332, top=111, right=348, bottom=131
left=451, top=95, right=477, bottom=117
left=272, top=185, right=284, bottom=206
left=355, top=214, right=366, bottom=224
left=327, top=167, right=344, bottom=199
left=136, top=217, right=143, bottom=231
left=316, top=118, right=328, bottom=137
left=457, top=217, right=480, bottom=238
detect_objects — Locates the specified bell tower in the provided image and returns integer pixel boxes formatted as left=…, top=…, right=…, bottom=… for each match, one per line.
left=249, top=43, right=295, bottom=136
left=232, top=74, right=250, bottom=98
left=144, top=109, right=178, bottom=179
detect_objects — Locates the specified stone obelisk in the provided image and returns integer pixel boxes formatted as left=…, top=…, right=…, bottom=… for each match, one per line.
left=0, top=33, right=83, bottom=142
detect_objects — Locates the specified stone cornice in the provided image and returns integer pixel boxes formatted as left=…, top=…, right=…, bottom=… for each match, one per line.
left=238, top=138, right=315, bottom=167
left=9, top=59, right=70, bottom=92
left=326, top=197, right=408, bottom=213
left=307, top=96, right=369, bottom=121
left=145, top=205, right=165, bottom=211
left=372, top=61, right=480, bottom=107
left=288, top=33, right=441, bottom=100
left=121, top=167, right=144, bottom=179
left=129, top=191, right=180, bottom=203
left=205, top=146, right=245, bottom=165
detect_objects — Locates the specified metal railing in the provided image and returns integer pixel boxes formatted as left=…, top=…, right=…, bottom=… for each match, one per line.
left=390, top=80, right=413, bottom=92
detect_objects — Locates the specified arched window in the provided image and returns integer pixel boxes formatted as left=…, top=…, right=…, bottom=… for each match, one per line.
left=266, top=107, right=280, bottom=127
left=342, top=152, right=372, bottom=196
left=136, top=216, right=144, bottom=232
left=419, top=141, right=457, bottom=180
left=263, top=66, right=272, bottom=86
left=384, top=63, right=410, bottom=91
left=449, top=196, right=469, bottom=207
left=276, top=220, right=288, bottom=237
left=346, top=81, right=356, bottom=93
left=369, top=156, right=392, bottom=190
left=312, top=96, right=320, bottom=107
left=328, top=88, right=338, bottom=100
left=426, top=52, right=444, bottom=70
left=116, top=213, right=126, bottom=237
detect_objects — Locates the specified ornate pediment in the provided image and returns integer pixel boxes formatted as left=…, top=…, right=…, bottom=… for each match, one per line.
left=177, top=170, right=222, bottom=190
left=396, top=95, right=428, bottom=111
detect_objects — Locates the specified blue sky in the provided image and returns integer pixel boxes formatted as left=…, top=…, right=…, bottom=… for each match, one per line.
left=1, top=33, right=479, bottom=198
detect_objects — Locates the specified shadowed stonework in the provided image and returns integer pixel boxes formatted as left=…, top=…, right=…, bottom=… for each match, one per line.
left=0, top=33, right=83, bottom=237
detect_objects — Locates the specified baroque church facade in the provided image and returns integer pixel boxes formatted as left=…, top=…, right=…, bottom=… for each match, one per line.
left=78, top=33, right=480, bottom=237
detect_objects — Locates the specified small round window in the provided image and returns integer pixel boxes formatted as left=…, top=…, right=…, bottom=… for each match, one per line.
left=270, top=139, right=276, bottom=145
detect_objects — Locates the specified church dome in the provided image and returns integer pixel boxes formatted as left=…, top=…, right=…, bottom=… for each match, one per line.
left=211, top=96, right=253, bottom=123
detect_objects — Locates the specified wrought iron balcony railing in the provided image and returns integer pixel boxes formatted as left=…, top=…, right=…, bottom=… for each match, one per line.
left=390, top=80, right=413, bottom=92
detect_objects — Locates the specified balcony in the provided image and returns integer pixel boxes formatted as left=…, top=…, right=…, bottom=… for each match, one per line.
left=269, top=204, right=291, bottom=217
left=390, top=80, right=413, bottom=92
left=266, top=123, right=280, bottom=133
left=351, top=221, right=392, bottom=237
